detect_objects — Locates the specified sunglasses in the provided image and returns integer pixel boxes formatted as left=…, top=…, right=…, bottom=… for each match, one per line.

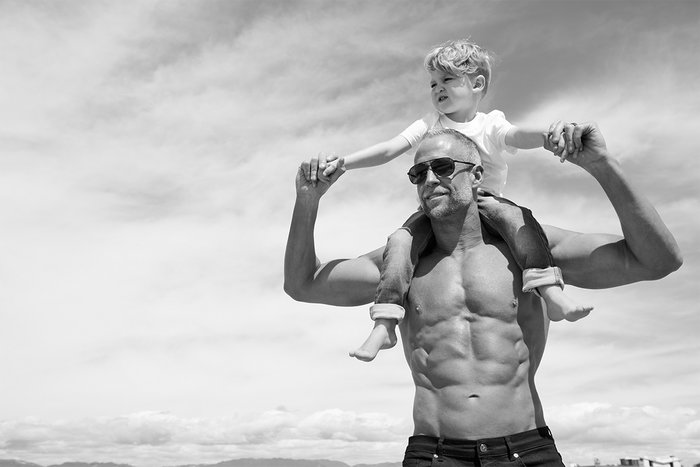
left=407, top=157, right=477, bottom=184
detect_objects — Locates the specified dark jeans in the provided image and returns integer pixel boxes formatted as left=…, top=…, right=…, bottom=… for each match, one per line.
left=402, top=427, right=565, bottom=467
left=375, top=193, right=553, bottom=306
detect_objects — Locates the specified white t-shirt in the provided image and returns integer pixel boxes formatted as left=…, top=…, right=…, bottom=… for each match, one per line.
left=400, top=110, right=517, bottom=196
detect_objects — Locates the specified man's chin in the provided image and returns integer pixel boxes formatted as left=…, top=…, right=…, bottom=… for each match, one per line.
left=422, top=202, right=449, bottom=219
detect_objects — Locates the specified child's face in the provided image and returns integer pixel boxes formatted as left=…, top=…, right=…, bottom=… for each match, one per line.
left=428, top=69, right=480, bottom=120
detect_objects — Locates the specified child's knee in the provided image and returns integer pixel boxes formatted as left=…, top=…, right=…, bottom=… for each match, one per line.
left=387, top=227, right=414, bottom=247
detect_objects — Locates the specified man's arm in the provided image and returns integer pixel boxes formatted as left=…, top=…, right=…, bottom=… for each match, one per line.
left=284, top=155, right=383, bottom=305
left=544, top=122, right=682, bottom=289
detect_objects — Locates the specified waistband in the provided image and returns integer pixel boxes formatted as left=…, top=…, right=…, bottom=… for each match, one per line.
left=406, top=426, right=554, bottom=459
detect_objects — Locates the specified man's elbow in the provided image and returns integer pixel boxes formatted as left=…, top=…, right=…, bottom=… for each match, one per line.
left=283, top=280, right=317, bottom=303
left=647, top=248, right=684, bottom=280
left=283, top=281, right=305, bottom=302
left=664, top=250, right=684, bottom=276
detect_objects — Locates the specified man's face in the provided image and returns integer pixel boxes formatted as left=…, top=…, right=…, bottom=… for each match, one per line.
left=414, top=135, right=477, bottom=219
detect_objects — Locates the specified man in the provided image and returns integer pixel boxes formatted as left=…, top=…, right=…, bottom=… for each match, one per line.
left=284, top=123, right=682, bottom=466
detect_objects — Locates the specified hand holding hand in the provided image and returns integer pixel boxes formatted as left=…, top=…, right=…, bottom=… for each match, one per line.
left=546, top=120, right=581, bottom=162
left=322, top=154, right=348, bottom=178
left=296, top=152, right=346, bottom=200
left=545, top=121, right=610, bottom=172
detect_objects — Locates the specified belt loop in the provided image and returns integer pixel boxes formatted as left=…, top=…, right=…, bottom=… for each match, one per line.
left=504, top=435, right=514, bottom=459
left=436, top=437, right=444, bottom=457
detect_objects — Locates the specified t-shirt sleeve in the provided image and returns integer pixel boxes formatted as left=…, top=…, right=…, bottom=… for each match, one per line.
left=486, top=110, right=517, bottom=156
left=399, top=112, right=435, bottom=147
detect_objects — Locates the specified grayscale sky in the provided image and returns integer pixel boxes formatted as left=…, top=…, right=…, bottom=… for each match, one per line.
left=0, top=1, right=698, bottom=466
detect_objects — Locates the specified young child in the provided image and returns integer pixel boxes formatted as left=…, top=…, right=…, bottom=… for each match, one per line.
left=323, top=39, right=593, bottom=361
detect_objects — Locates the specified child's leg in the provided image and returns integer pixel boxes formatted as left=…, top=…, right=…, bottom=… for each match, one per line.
left=349, top=211, right=433, bottom=362
left=477, top=194, right=593, bottom=322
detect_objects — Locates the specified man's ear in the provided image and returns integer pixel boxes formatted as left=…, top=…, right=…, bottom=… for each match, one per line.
left=472, top=75, right=486, bottom=92
left=471, top=165, right=484, bottom=187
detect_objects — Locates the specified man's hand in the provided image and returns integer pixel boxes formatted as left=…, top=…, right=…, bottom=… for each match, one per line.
left=296, top=152, right=346, bottom=200
left=546, top=121, right=610, bottom=172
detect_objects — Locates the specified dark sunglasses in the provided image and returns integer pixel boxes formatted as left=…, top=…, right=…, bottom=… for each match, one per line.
left=407, top=157, right=477, bottom=184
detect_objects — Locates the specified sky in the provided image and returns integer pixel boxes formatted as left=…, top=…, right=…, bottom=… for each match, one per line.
left=0, top=0, right=698, bottom=466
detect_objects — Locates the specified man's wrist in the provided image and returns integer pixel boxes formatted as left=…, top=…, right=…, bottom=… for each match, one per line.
left=296, top=192, right=321, bottom=206
left=584, top=152, right=619, bottom=178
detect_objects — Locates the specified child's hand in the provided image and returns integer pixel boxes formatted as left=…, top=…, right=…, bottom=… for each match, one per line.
left=322, top=154, right=346, bottom=177
left=546, top=121, right=580, bottom=162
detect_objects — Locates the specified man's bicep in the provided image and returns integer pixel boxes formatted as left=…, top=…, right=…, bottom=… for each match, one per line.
left=545, top=226, right=647, bottom=289
left=305, top=247, right=383, bottom=306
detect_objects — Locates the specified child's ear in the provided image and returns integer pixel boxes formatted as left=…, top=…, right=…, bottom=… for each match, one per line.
left=472, top=75, right=486, bottom=92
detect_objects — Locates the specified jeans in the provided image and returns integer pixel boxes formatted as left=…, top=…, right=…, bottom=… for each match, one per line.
left=402, top=427, right=565, bottom=467
left=477, top=192, right=553, bottom=271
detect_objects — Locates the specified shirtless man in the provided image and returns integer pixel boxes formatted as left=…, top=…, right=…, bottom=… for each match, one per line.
left=284, top=123, right=682, bottom=466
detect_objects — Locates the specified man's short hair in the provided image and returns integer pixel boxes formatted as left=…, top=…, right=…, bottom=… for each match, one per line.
left=423, top=128, right=481, bottom=165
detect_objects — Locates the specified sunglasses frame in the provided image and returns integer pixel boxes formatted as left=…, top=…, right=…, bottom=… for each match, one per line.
left=407, top=157, right=477, bottom=184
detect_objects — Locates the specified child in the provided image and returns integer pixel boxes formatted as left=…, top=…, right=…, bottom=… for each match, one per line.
left=323, top=39, right=593, bottom=361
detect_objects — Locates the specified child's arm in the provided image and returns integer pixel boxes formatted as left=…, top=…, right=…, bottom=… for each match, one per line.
left=506, top=125, right=573, bottom=161
left=505, top=126, right=549, bottom=150
left=344, top=135, right=412, bottom=169
left=323, top=135, right=411, bottom=176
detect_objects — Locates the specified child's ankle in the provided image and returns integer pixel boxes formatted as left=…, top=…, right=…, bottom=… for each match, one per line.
left=522, top=266, right=565, bottom=295
left=370, top=303, right=405, bottom=322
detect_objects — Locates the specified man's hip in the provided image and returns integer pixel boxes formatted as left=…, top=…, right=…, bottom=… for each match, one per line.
left=403, top=426, right=565, bottom=467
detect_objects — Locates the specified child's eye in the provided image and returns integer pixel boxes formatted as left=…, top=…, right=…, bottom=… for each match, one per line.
left=444, top=77, right=452, bottom=82
left=430, top=83, right=436, bottom=88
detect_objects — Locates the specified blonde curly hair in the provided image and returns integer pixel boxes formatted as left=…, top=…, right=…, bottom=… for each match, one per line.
left=424, top=39, right=494, bottom=95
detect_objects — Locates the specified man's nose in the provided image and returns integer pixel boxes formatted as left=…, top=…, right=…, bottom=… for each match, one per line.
left=424, top=168, right=440, bottom=185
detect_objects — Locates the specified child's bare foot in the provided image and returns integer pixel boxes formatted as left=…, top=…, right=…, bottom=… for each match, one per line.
left=539, top=284, right=593, bottom=322
left=349, top=318, right=397, bottom=362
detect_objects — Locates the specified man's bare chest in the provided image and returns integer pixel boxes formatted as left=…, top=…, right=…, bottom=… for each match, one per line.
left=407, top=244, right=522, bottom=324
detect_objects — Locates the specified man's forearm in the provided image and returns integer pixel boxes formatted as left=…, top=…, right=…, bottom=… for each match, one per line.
left=284, top=196, right=322, bottom=300
left=588, top=158, right=682, bottom=278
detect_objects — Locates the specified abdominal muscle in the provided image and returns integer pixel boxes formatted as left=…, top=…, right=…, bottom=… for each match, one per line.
left=407, top=319, right=537, bottom=438
left=402, top=245, right=546, bottom=439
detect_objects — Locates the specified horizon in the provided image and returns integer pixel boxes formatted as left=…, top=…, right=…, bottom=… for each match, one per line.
left=0, top=456, right=690, bottom=467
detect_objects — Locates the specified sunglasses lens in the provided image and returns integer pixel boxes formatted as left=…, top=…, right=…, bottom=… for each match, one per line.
left=408, top=163, right=428, bottom=184
left=408, top=158, right=458, bottom=184
left=431, top=159, right=455, bottom=177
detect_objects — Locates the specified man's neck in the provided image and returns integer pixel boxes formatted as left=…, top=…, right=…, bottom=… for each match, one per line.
left=429, top=203, right=484, bottom=254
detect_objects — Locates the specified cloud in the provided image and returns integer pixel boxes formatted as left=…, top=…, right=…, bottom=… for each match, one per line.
left=0, top=409, right=409, bottom=466
left=2, top=406, right=698, bottom=466
left=548, top=403, right=700, bottom=465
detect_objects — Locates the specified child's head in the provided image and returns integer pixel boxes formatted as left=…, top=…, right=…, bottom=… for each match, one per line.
left=424, top=39, right=493, bottom=97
